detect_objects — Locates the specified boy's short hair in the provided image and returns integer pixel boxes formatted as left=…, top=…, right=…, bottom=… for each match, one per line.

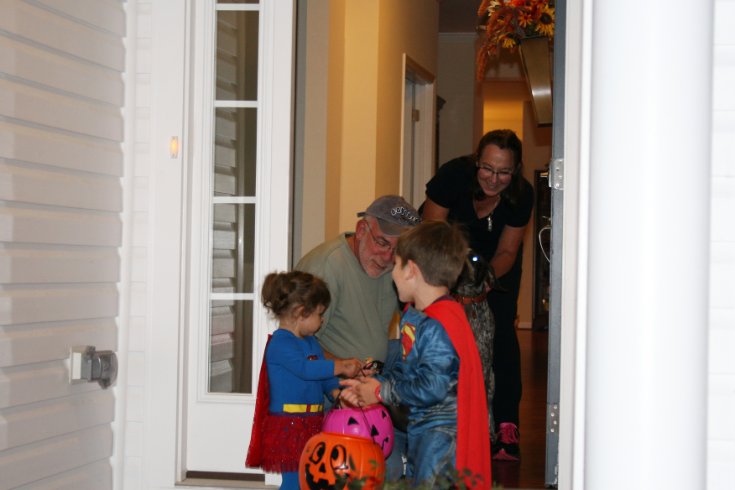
left=395, top=220, right=468, bottom=289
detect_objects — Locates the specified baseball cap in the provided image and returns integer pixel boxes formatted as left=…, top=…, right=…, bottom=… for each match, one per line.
left=357, top=195, right=421, bottom=236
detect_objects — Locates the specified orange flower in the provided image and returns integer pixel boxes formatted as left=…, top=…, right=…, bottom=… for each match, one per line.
left=518, top=10, right=534, bottom=28
left=476, top=0, right=555, bottom=81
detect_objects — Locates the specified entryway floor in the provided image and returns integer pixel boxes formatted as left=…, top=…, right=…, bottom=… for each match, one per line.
left=492, top=328, right=550, bottom=489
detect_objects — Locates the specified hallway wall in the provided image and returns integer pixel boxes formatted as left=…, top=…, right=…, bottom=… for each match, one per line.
left=294, top=0, right=439, bottom=258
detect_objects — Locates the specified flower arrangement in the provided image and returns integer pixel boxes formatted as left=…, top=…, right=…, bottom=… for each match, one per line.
left=476, top=0, right=555, bottom=80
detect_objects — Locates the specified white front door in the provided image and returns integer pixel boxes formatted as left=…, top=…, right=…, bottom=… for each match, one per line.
left=179, top=0, right=294, bottom=477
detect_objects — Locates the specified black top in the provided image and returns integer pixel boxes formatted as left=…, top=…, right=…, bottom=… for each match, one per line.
left=425, top=156, right=534, bottom=285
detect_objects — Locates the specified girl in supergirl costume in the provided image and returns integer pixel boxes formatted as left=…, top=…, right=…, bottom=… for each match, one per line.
left=245, top=271, right=362, bottom=490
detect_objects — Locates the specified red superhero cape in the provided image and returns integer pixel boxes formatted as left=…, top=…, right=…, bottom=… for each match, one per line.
left=424, top=299, right=492, bottom=489
left=245, top=334, right=324, bottom=472
left=245, top=335, right=271, bottom=469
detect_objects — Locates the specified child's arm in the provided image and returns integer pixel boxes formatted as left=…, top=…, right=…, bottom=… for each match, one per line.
left=328, top=388, right=358, bottom=407
left=334, top=357, right=363, bottom=378
left=380, top=320, right=458, bottom=407
left=271, top=336, right=338, bottom=381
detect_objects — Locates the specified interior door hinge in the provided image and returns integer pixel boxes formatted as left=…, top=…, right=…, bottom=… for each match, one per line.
left=549, top=157, right=563, bottom=190
left=547, top=403, right=559, bottom=435
left=412, top=109, right=420, bottom=122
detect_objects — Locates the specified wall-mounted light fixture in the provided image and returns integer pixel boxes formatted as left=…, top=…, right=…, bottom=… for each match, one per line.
left=169, top=136, right=179, bottom=159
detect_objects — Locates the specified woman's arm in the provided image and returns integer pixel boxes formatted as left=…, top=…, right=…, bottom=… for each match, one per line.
left=421, top=198, right=449, bottom=221
left=491, top=224, right=527, bottom=278
left=425, top=192, right=526, bottom=278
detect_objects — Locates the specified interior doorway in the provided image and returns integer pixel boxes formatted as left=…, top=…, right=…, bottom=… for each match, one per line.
left=480, top=84, right=554, bottom=490
left=400, top=55, right=436, bottom=210
left=436, top=1, right=565, bottom=487
left=454, top=2, right=565, bottom=488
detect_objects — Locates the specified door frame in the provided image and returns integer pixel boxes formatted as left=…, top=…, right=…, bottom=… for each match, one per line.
left=400, top=54, right=435, bottom=209
left=556, top=0, right=589, bottom=488
left=545, top=0, right=565, bottom=485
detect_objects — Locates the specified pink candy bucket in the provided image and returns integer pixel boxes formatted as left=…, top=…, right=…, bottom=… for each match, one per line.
left=322, top=404, right=395, bottom=457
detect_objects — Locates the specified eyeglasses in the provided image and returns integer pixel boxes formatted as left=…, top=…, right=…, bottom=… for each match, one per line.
left=477, top=163, right=514, bottom=179
left=363, top=220, right=395, bottom=253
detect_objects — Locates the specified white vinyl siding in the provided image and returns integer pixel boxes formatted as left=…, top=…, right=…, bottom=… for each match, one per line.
left=0, top=1, right=125, bottom=489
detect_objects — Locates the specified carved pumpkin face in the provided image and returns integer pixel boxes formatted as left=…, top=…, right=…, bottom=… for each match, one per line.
left=361, top=404, right=394, bottom=457
left=322, top=408, right=372, bottom=440
left=299, top=432, right=385, bottom=490
left=322, top=405, right=395, bottom=457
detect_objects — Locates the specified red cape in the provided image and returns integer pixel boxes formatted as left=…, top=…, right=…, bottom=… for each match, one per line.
left=245, top=336, right=271, bottom=469
left=425, top=299, right=492, bottom=489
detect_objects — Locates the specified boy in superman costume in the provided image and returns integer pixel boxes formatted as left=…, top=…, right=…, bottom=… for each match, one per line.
left=341, top=221, right=492, bottom=488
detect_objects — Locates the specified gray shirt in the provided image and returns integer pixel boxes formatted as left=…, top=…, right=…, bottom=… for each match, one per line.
left=295, top=233, right=398, bottom=362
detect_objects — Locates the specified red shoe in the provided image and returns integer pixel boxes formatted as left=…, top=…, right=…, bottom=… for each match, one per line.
left=492, top=422, right=520, bottom=461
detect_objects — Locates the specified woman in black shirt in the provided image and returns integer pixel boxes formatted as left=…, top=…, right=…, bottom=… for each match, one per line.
left=423, top=129, right=533, bottom=461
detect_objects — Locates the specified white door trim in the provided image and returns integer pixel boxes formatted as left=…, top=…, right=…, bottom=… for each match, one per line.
left=143, top=0, right=189, bottom=487
left=558, top=0, right=590, bottom=488
left=400, top=54, right=435, bottom=208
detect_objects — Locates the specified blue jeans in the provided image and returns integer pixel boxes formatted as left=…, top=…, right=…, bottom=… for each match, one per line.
left=407, top=425, right=456, bottom=487
left=385, top=426, right=407, bottom=480
left=384, top=339, right=407, bottom=480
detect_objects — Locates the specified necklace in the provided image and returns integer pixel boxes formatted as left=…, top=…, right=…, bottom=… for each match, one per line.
left=475, top=196, right=501, bottom=231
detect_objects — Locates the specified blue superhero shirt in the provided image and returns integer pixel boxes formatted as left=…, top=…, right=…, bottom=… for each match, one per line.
left=266, top=329, right=339, bottom=414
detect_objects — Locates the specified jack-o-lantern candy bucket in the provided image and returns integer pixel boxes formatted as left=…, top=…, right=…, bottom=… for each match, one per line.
left=322, top=404, right=395, bottom=458
left=299, top=432, right=385, bottom=490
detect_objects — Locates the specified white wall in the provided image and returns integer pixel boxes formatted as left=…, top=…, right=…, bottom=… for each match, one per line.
left=437, top=33, right=479, bottom=165
left=294, top=1, right=439, bottom=252
left=708, top=1, right=735, bottom=488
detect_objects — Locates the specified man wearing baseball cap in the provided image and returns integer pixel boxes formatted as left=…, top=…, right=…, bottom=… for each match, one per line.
left=296, top=195, right=420, bottom=363
left=295, top=195, right=420, bottom=480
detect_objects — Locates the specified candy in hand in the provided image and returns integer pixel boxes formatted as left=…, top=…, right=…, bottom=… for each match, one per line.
left=363, top=358, right=384, bottom=374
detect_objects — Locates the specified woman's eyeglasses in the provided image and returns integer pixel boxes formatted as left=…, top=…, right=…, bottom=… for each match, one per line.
left=477, top=163, right=514, bottom=179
